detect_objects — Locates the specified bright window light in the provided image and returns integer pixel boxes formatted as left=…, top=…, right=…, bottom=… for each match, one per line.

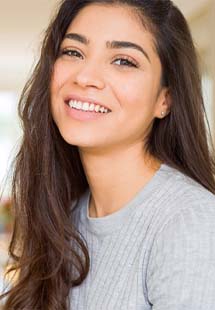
left=0, top=91, right=21, bottom=199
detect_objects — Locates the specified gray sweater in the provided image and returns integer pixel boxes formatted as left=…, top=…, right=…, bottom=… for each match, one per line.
left=70, top=163, right=215, bottom=309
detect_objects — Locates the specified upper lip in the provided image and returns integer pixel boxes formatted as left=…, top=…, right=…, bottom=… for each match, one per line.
left=64, top=94, right=112, bottom=111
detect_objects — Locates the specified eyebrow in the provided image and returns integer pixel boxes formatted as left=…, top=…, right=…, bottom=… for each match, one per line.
left=64, top=32, right=151, bottom=63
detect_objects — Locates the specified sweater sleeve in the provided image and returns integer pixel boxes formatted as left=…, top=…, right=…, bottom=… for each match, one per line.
left=146, top=200, right=215, bottom=310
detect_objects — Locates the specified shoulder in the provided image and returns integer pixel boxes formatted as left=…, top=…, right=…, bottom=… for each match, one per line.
left=145, top=165, right=215, bottom=308
left=157, top=164, right=215, bottom=225
left=150, top=164, right=215, bottom=259
left=147, top=163, right=215, bottom=271
left=158, top=167, right=215, bottom=252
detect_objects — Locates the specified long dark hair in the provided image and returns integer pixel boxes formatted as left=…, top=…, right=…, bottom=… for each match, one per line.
left=1, top=0, right=215, bottom=309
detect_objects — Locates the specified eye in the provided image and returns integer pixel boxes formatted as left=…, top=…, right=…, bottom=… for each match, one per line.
left=59, top=48, right=83, bottom=59
left=113, top=57, right=138, bottom=68
left=58, top=49, right=139, bottom=68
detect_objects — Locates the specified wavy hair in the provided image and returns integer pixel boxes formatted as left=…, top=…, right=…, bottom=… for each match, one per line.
left=1, top=0, right=215, bottom=309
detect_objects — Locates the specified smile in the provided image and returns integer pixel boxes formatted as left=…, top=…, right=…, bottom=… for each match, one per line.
left=68, top=99, right=111, bottom=113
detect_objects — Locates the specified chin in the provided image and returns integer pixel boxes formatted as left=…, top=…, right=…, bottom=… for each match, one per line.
left=57, top=129, right=97, bottom=148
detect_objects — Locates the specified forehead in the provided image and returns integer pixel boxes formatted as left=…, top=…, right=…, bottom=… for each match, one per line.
left=65, top=4, right=157, bottom=53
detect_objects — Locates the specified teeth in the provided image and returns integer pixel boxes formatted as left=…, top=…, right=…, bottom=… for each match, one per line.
left=94, top=105, right=100, bottom=112
left=89, top=103, right=95, bottom=111
left=82, top=102, right=89, bottom=111
left=76, top=101, right=82, bottom=109
left=68, top=100, right=110, bottom=113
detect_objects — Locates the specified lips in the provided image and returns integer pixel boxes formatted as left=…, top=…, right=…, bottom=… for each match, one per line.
left=64, top=94, right=112, bottom=112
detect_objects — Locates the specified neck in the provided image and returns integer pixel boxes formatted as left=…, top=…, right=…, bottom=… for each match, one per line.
left=79, top=144, right=162, bottom=218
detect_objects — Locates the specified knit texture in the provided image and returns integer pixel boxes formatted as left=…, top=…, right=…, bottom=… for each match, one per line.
left=70, top=163, right=215, bottom=309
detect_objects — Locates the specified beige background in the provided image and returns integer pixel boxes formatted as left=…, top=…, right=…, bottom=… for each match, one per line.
left=0, top=1, right=214, bottom=96
left=0, top=0, right=214, bottom=195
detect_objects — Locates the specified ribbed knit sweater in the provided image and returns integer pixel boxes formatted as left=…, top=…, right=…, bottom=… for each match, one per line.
left=70, top=163, right=215, bottom=309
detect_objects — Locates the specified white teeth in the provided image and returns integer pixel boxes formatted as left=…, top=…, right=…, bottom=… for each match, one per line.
left=82, top=102, right=89, bottom=111
left=89, top=103, right=95, bottom=111
left=94, top=105, right=100, bottom=112
left=76, top=101, right=82, bottom=109
left=68, top=99, right=110, bottom=113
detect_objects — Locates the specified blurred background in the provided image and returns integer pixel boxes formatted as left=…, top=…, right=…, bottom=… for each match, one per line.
left=0, top=0, right=215, bottom=295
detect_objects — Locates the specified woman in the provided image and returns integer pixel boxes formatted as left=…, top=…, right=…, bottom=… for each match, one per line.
left=1, top=0, right=215, bottom=309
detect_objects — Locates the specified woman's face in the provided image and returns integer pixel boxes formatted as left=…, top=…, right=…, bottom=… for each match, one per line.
left=50, top=4, right=168, bottom=152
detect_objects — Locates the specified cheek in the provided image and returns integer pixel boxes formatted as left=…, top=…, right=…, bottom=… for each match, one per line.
left=115, top=74, right=155, bottom=112
left=51, top=61, right=71, bottom=94
left=50, top=63, right=66, bottom=121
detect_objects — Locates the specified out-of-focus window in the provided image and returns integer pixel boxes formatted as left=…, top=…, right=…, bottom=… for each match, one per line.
left=0, top=91, right=21, bottom=199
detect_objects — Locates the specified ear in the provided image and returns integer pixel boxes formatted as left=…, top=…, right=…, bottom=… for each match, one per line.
left=154, top=87, right=172, bottom=119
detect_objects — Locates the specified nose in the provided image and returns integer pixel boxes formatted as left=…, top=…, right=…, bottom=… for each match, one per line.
left=73, top=61, right=105, bottom=90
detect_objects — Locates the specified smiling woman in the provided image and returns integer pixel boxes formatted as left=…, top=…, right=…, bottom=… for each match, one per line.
left=51, top=3, right=169, bottom=154
left=1, top=0, right=215, bottom=309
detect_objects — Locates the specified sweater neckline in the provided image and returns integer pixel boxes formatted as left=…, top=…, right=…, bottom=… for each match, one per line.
left=79, top=163, right=172, bottom=236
